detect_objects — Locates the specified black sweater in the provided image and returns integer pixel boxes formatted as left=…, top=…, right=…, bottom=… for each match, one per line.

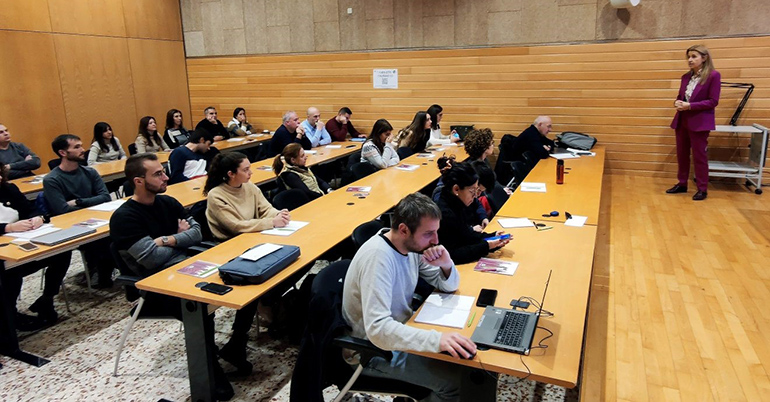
left=0, top=182, right=40, bottom=234
left=195, top=119, right=229, bottom=140
left=435, top=190, right=496, bottom=265
left=511, top=125, right=555, bottom=162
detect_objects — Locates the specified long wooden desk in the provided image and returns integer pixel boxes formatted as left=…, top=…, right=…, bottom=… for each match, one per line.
left=496, top=146, right=605, bottom=226
left=210, top=133, right=271, bottom=153
left=135, top=148, right=467, bottom=401
left=408, top=220, right=598, bottom=390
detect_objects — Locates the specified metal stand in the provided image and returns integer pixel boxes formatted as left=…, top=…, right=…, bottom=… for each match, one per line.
left=710, top=124, right=768, bottom=194
left=181, top=299, right=217, bottom=402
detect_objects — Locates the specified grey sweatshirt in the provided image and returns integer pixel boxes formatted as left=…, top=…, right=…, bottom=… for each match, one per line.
left=342, top=230, right=460, bottom=353
left=0, top=142, right=41, bottom=179
left=42, top=165, right=111, bottom=215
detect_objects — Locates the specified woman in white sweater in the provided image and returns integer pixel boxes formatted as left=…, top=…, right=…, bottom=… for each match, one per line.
left=426, top=104, right=460, bottom=147
left=360, top=119, right=400, bottom=169
left=88, top=122, right=127, bottom=165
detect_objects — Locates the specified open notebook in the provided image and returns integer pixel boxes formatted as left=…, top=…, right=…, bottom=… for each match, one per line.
left=414, top=293, right=475, bottom=329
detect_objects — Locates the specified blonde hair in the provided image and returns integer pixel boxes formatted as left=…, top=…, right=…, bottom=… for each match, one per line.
left=687, top=45, right=715, bottom=85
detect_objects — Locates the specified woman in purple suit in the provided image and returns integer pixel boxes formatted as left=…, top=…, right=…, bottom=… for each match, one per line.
left=668, top=45, right=721, bottom=201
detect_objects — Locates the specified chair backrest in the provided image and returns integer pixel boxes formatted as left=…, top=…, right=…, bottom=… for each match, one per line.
left=350, top=162, right=378, bottom=181
left=187, top=199, right=214, bottom=242
left=272, top=188, right=310, bottom=211
left=486, top=183, right=510, bottom=217
left=351, top=220, right=383, bottom=249
left=396, top=146, right=414, bottom=160
left=109, top=242, right=137, bottom=278
left=346, top=150, right=362, bottom=170
left=35, top=193, right=50, bottom=217
left=128, top=143, right=137, bottom=156
left=47, top=158, right=60, bottom=170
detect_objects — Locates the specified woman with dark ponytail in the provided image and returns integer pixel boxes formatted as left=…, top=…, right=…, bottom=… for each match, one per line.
left=204, top=152, right=289, bottom=240
left=435, top=162, right=510, bottom=264
left=272, top=143, right=331, bottom=201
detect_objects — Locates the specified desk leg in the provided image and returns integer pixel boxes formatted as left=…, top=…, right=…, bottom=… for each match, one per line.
left=459, top=366, right=498, bottom=402
left=181, top=299, right=216, bottom=402
left=0, top=273, right=49, bottom=367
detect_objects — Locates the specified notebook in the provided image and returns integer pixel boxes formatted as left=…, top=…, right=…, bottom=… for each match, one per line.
left=414, top=293, right=474, bottom=329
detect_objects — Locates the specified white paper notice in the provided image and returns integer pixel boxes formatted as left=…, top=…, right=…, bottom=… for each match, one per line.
left=373, top=69, right=398, bottom=89
left=6, top=224, right=61, bottom=240
left=567, top=148, right=595, bottom=156
left=227, top=138, right=246, bottom=142
left=549, top=153, right=579, bottom=160
left=325, top=145, right=342, bottom=149
left=520, top=182, right=547, bottom=193
left=497, top=218, right=533, bottom=228
left=304, top=150, right=317, bottom=155
left=261, top=221, right=309, bottom=236
left=565, top=215, right=588, bottom=227
left=240, top=243, right=283, bottom=261
left=88, top=199, right=126, bottom=212
left=414, top=293, right=474, bottom=329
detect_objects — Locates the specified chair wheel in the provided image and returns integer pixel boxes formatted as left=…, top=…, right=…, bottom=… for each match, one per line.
left=756, top=188, right=763, bottom=195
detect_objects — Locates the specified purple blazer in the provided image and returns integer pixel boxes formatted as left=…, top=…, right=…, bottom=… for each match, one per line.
left=670, top=70, right=721, bottom=132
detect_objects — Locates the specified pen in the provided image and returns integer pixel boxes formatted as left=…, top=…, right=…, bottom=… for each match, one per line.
left=532, top=221, right=538, bottom=230
left=467, top=311, right=476, bottom=327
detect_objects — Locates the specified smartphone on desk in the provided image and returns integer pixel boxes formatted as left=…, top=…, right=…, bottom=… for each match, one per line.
left=486, top=234, right=511, bottom=242
left=17, top=242, right=38, bottom=252
left=476, top=288, right=498, bottom=307
left=200, top=283, right=233, bottom=296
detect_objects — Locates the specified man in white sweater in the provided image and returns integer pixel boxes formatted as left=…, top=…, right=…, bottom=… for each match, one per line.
left=342, top=192, right=477, bottom=401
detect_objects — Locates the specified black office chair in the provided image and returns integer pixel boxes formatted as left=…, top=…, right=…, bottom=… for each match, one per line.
left=346, top=150, right=362, bottom=170
left=486, top=183, right=510, bottom=218
left=128, top=143, right=137, bottom=156
left=110, top=243, right=181, bottom=377
left=272, top=188, right=311, bottom=211
left=350, top=162, right=378, bottom=181
left=186, top=200, right=221, bottom=255
left=351, top=220, right=383, bottom=250
left=396, top=147, right=415, bottom=160
left=290, top=259, right=431, bottom=402
left=47, top=158, right=60, bottom=170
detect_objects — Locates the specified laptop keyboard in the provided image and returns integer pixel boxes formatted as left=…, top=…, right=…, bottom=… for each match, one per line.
left=495, top=312, right=528, bottom=347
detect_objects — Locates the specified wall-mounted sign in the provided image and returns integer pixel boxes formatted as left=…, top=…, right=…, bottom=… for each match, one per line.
left=373, top=69, right=398, bottom=89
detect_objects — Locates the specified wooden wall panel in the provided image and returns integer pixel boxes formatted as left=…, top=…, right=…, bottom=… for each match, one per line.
left=0, top=30, right=67, bottom=168
left=0, top=0, right=52, bottom=32
left=122, top=0, right=183, bottom=40
left=54, top=35, right=138, bottom=150
left=47, top=0, right=127, bottom=37
left=187, top=36, right=770, bottom=177
left=128, top=39, right=192, bottom=128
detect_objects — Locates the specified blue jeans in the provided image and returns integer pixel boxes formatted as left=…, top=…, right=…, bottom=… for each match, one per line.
left=362, top=351, right=463, bottom=402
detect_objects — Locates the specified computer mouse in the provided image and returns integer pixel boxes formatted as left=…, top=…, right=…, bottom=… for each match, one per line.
left=441, top=345, right=477, bottom=359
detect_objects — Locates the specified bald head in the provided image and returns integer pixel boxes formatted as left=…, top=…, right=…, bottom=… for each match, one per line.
left=534, top=116, right=552, bottom=136
left=307, top=107, right=321, bottom=126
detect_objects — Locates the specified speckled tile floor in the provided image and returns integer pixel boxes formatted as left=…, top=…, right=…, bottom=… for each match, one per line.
left=1, top=255, right=579, bottom=402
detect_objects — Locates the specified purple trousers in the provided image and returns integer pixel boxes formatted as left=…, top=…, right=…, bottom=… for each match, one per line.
left=675, top=123, right=710, bottom=192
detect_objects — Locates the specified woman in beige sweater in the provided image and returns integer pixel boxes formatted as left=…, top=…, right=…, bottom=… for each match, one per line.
left=204, top=152, right=290, bottom=240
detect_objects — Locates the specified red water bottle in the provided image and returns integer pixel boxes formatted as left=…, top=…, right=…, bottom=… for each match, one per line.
left=556, top=159, right=564, bottom=184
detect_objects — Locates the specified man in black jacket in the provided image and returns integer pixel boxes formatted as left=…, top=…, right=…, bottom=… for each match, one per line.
left=510, top=116, right=556, bottom=162
left=195, top=106, right=229, bottom=141
left=268, top=110, right=311, bottom=157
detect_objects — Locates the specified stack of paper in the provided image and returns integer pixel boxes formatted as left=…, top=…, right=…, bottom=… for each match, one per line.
left=325, top=145, right=342, bottom=149
left=6, top=224, right=60, bottom=240
left=474, top=258, right=519, bottom=276
left=88, top=199, right=126, bottom=212
left=497, top=218, right=533, bottom=228
left=177, top=260, right=219, bottom=278
left=565, top=215, right=588, bottom=227
left=304, top=150, right=318, bottom=155
left=520, top=182, right=547, bottom=193
left=549, top=153, right=579, bottom=160
left=262, top=221, right=309, bottom=236
left=414, top=293, right=475, bottom=329
left=227, top=138, right=246, bottom=142
left=394, top=164, right=419, bottom=171
left=240, top=243, right=283, bottom=261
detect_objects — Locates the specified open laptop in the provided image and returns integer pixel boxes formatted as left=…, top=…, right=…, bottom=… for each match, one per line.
left=471, top=270, right=552, bottom=355
left=450, top=125, right=474, bottom=141
left=31, top=226, right=96, bottom=246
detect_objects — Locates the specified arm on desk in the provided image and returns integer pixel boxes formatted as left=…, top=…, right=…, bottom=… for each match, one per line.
left=127, top=219, right=201, bottom=271
left=78, top=168, right=111, bottom=207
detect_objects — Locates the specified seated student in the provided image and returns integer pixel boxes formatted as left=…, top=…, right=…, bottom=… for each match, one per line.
left=326, top=107, right=365, bottom=141
left=110, top=153, right=237, bottom=400
left=163, top=109, right=190, bottom=149
left=432, top=155, right=489, bottom=231
left=273, top=143, right=331, bottom=200
left=343, top=192, right=475, bottom=401
left=300, top=107, right=331, bottom=147
left=510, top=116, right=555, bottom=162
left=268, top=110, right=310, bottom=158
left=227, top=107, right=254, bottom=137
left=88, top=122, right=127, bottom=165
left=195, top=106, right=229, bottom=142
left=44, top=134, right=115, bottom=288
left=463, top=128, right=495, bottom=163
left=0, top=123, right=41, bottom=179
left=393, top=111, right=431, bottom=155
left=204, top=152, right=290, bottom=240
left=435, top=163, right=509, bottom=265
left=167, top=129, right=214, bottom=185
left=426, top=104, right=460, bottom=147
left=135, top=116, right=171, bottom=153
left=360, top=119, right=399, bottom=169
left=0, top=166, right=70, bottom=331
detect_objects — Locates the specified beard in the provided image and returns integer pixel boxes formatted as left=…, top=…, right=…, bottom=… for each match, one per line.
left=403, top=235, right=431, bottom=254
